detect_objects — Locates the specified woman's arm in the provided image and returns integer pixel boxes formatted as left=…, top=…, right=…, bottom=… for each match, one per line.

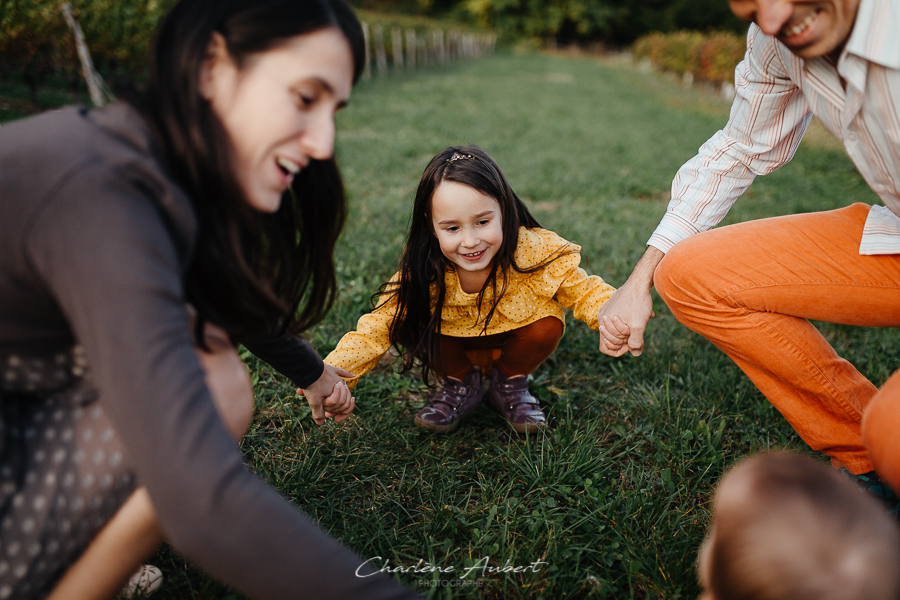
left=243, top=334, right=357, bottom=423
left=242, top=333, right=324, bottom=388
left=28, top=166, right=416, bottom=599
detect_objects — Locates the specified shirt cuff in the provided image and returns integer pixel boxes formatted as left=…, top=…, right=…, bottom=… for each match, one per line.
left=860, top=204, right=900, bottom=255
left=647, top=211, right=703, bottom=253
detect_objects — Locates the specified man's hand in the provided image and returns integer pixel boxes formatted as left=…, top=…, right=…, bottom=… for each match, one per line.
left=597, top=246, right=664, bottom=357
left=297, top=364, right=356, bottom=424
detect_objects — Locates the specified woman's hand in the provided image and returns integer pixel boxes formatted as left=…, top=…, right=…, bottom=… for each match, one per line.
left=297, top=364, right=356, bottom=424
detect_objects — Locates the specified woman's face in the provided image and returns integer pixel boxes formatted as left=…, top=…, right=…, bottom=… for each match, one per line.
left=200, top=27, right=354, bottom=212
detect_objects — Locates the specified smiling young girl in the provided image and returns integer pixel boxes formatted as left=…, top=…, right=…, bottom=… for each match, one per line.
left=323, top=145, right=616, bottom=433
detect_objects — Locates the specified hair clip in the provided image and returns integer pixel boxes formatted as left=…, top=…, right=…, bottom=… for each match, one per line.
left=447, top=152, right=474, bottom=162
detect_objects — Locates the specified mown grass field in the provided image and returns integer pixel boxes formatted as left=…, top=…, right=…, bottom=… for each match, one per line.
left=6, top=48, right=894, bottom=598
left=226, top=51, right=890, bottom=600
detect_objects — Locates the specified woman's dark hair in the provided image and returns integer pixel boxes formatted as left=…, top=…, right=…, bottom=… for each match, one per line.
left=384, top=145, right=572, bottom=384
left=136, top=0, right=365, bottom=343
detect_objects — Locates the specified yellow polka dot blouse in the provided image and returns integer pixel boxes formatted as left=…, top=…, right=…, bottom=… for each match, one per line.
left=325, top=227, right=615, bottom=386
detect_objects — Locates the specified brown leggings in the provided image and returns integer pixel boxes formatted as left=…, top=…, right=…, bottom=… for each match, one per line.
left=437, top=316, right=564, bottom=380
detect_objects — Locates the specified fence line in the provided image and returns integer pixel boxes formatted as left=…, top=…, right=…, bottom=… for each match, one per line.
left=51, top=5, right=493, bottom=93
left=361, top=23, right=496, bottom=80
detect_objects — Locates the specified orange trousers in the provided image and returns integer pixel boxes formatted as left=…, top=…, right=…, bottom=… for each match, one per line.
left=654, top=204, right=900, bottom=479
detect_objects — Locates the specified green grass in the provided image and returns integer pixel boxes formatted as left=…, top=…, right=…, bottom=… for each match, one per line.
left=225, top=52, right=886, bottom=600
left=7, top=50, right=892, bottom=598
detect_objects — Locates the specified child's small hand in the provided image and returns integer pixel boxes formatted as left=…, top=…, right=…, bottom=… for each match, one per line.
left=302, top=378, right=355, bottom=422
left=297, top=365, right=356, bottom=424
left=599, top=314, right=631, bottom=353
left=323, top=380, right=355, bottom=422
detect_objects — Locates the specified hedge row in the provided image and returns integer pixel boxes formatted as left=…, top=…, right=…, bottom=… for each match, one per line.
left=632, top=30, right=746, bottom=84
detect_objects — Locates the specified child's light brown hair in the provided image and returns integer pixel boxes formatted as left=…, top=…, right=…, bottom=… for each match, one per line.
left=698, top=452, right=900, bottom=600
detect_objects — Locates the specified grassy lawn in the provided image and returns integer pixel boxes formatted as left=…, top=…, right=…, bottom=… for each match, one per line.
left=5, top=49, right=892, bottom=598
left=230, top=52, right=887, bottom=600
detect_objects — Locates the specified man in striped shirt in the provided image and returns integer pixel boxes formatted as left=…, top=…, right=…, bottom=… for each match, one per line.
left=598, top=0, right=900, bottom=499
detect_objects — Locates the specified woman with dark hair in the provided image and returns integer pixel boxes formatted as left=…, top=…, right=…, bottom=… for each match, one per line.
left=0, top=0, right=416, bottom=598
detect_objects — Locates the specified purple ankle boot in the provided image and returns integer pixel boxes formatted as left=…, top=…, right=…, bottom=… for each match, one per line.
left=487, top=366, right=546, bottom=433
left=413, top=369, right=485, bottom=433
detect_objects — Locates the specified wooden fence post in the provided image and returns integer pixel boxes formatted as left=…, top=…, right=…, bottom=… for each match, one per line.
left=361, top=23, right=372, bottom=80
left=405, top=29, right=416, bottom=71
left=417, top=35, right=428, bottom=67
left=433, top=29, right=445, bottom=64
left=373, top=24, right=388, bottom=75
left=391, top=27, right=403, bottom=72
left=448, top=30, right=458, bottom=60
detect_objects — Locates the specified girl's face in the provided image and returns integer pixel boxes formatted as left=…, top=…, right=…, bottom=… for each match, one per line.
left=430, top=181, right=503, bottom=288
left=199, top=27, right=354, bottom=212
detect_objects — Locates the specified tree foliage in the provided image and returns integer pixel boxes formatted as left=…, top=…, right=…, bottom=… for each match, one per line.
left=1, top=0, right=747, bottom=105
left=352, top=0, right=746, bottom=45
left=0, top=0, right=176, bottom=96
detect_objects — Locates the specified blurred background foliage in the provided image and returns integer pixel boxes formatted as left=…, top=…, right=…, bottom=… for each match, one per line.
left=351, top=0, right=746, bottom=45
left=1, top=0, right=748, bottom=113
left=0, top=0, right=177, bottom=84
left=633, top=30, right=746, bottom=84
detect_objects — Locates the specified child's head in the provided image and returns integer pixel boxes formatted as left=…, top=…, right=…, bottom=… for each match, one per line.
left=699, top=452, right=900, bottom=600
left=407, top=145, right=540, bottom=278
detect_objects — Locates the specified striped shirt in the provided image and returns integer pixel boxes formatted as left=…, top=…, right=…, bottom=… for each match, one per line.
left=648, top=0, right=900, bottom=256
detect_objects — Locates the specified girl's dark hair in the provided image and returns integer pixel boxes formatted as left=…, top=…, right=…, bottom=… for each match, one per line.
left=384, top=145, right=572, bottom=384
left=135, top=0, right=365, bottom=343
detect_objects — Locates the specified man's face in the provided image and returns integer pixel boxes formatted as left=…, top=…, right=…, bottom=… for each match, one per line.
left=728, top=0, right=861, bottom=59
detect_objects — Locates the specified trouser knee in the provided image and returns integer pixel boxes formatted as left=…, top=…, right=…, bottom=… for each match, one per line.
left=519, top=316, right=564, bottom=349
left=496, top=317, right=564, bottom=376
left=862, top=369, right=900, bottom=491
left=654, top=240, right=716, bottom=326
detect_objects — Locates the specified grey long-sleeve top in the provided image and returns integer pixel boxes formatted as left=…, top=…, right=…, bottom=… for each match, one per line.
left=0, top=103, right=416, bottom=599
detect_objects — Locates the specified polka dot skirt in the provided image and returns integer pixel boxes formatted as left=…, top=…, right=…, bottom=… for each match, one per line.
left=0, top=347, right=136, bottom=599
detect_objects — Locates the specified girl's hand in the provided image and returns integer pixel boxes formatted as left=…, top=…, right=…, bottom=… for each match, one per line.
left=297, top=364, right=356, bottom=424
left=321, top=383, right=355, bottom=422
left=597, top=247, right=662, bottom=357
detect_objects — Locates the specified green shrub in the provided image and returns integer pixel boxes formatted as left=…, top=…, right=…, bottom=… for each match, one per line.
left=0, top=0, right=78, bottom=98
left=699, top=31, right=746, bottom=83
left=633, top=30, right=745, bottom=84
left=0, top=0, right=176, bottom=82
